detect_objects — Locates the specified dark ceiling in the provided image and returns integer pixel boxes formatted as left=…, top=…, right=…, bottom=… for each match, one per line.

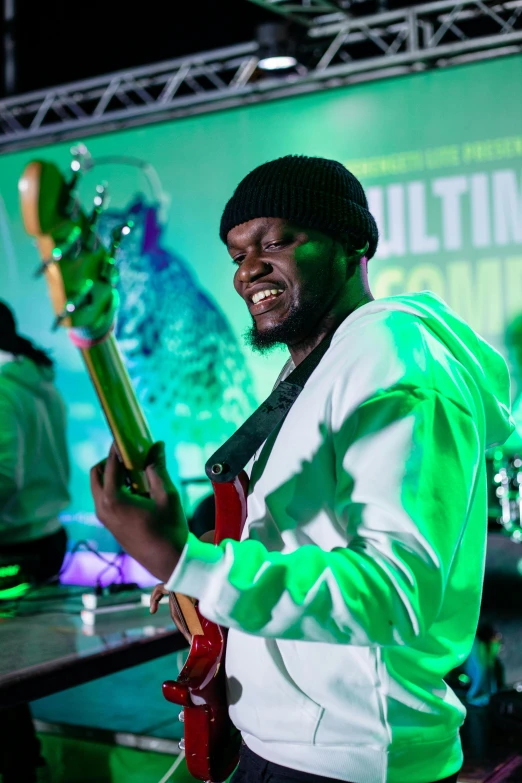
left=3, top=0, right=272, bottom=98
left=3, top=0, right=426, bottom=98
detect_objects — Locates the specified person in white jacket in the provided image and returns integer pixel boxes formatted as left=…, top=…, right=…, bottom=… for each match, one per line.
left=90, top=156, right=513, bottom=783
left=0, top=300, right=70, bottom=783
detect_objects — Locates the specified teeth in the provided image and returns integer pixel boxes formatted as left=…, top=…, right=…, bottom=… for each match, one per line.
left=251, top=288, right=284, bottom=305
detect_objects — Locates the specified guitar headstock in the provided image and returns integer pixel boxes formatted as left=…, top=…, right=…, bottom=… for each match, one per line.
left=18, top=155, right=131, bottom=343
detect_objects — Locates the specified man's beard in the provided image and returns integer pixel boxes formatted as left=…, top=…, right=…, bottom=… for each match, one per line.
left=244, top=288, right=325, bottom=355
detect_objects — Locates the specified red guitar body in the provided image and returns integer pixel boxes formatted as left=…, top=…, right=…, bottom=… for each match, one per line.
left=162, top=470, right=249, bottom=782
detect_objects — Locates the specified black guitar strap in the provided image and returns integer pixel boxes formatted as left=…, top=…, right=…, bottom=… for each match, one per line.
left=205, top=333, right=333, bottom=484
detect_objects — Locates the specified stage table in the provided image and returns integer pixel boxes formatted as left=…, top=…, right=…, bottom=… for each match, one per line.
left=0, top=586, right=185, bottom=709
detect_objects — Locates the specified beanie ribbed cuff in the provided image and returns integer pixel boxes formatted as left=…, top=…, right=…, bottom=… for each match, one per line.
left=220, top=155, right=378, bottom=259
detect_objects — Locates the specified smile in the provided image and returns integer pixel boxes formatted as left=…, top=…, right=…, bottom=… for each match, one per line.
left=250, top=288, right=284, bottom=305
left=248, top=288, right=286, bottom=315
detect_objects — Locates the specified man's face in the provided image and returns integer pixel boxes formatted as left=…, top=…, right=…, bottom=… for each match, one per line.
left=227, top=217, right=346, bottom=352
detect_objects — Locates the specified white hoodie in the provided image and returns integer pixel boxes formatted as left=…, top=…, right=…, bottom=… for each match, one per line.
left=0, top=352, right=70, bottom=545
left=167, top=293, right=513, bottom=783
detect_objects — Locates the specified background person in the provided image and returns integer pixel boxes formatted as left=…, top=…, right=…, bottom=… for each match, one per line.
left=0, top=300, right=70, bottom=783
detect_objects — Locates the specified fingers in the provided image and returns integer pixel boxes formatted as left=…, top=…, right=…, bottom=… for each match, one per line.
left=90, top=444, right=127, bottom=519
left=199, top=529, right=215, bottom=544
left=145, top=441, right=178, bottom=501
left=150, top=583, right=168, bottom=614
left=89, top=458, right=106, bottom=504
left=103, top=443, right=126, bottom=498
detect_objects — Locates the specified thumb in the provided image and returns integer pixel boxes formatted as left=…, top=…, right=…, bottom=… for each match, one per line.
left=150, top=583, right=168, bottom=614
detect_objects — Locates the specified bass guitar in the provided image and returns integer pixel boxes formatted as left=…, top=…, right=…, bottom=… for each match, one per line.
left=18, top=155, right=245, bottom=782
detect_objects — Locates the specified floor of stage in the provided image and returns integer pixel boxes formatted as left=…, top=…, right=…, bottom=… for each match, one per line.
left=32, top=674, right=522, bottom=783
left=33, top=648, right=186, bottom=743
left=31, top=645, right=522, bottom=783
left=28, top=532, right=522, bottom=782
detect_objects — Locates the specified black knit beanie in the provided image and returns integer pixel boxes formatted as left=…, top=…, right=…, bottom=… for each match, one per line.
left=220, top=155, right=379, bottom=259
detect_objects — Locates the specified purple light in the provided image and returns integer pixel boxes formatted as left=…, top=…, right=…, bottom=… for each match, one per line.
left=60, top=552, right=159, bottom=588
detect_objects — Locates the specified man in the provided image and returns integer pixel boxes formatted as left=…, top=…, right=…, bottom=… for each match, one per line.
left=91, top=156, right=513, bottom=783
left=0, top=300, right=70, bottom=783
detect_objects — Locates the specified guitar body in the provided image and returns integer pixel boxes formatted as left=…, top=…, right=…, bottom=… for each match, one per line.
left=18, top=157, right=248, bottom=783
left=163, top=471, right=248, bottom=782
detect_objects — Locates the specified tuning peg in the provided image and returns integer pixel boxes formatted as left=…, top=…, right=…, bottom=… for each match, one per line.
left=92, top=183, right=109, bottom=215
left=88, top=184, right=109, bottom=245
left=68, top=144, right=92, bottom=195
left=49, top=226, right=83, bottom=264
left=33, top=247, right=64, bottom=278
left=99, top=257, right=119, bottom=286
left=68, top=164, right=81, bottom=194
left=70, top=143, right=92, bottom=173
left=109, top=220, right=134, bottom=258
left=51, top=280, right=94, bottom=331
left=34, top=261, right=51, bottom=278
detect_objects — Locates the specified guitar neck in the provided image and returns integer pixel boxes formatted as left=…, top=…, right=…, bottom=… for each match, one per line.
left=80, top=333, right=153, bottom=494
left=82, top=333, right=202, bottom=636
left=18, top=158, right=204, bottom=641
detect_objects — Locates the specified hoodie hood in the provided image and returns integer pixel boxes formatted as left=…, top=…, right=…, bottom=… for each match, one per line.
left=0, top=351, right=55, bottom=397
left=348, top=292, right=513, bottom=449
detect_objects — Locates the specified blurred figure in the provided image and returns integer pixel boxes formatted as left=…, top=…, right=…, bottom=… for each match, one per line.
left=462, top=622, right=504, bottom=707
left=447, top=621, right=506, bottom=763
left=0, top=301, right=70, bottom=582
left=0, top=301, right=70, bottom=783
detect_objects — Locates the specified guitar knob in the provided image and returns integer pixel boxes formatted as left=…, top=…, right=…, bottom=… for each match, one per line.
left=178, top=738, right=185, bottom=751
left=178, top=710, right=185, bottom=723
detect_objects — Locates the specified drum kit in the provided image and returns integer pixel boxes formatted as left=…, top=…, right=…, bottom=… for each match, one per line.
left=487, top=448, right=522, bottom=542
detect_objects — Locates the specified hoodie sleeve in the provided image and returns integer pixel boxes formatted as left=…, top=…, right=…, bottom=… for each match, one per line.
left=0, top=395, right=20, bottom=506
left=166, top=375, right=482, bottom=646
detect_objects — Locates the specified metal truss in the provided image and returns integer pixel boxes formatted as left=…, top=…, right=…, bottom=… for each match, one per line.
left=0, top=42, right=260, bottom=151
left=247, top=0, right=351, bottom=26
left=304, top=0, right=522, bottom=71
left=1, top=0, right=521, bottom=152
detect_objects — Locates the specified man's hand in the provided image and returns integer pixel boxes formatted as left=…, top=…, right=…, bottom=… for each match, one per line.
left=150, top=582, right=195, bottom=644
left=90, top=441, right=188, bottom=582
left=150, top=582, right=169, bottom=615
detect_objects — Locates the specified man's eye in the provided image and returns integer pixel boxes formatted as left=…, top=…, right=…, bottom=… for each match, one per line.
left=265, top=240, right=286, bottom=250
left=232, top=255, right=245, bottom=265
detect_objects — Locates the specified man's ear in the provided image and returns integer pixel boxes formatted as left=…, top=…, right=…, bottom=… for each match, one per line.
left=341, top=237, right=369, bottom=260
left=349, top=240, right=370, bottom=259
left=342, top=238, right=369, bottom=264
left=342, top=239, right=370, bottom=281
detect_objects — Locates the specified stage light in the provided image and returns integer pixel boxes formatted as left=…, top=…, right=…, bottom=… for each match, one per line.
left=256, top=23, right=298, bottom=72
left=258, top=55, right=297, bottom=71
